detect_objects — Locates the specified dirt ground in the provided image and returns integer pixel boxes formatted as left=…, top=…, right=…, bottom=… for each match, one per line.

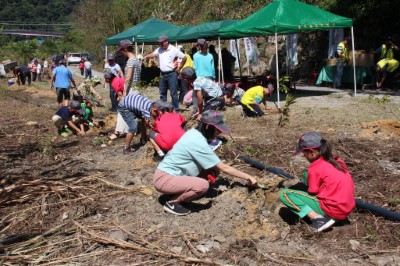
left=0, top=67, right=399, bottom=265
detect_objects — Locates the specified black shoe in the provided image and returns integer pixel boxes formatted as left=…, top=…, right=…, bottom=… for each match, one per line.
left=123, top=147, right=134, bottom=155
left=310, top=217, right=335, bottom=233
left=163, top=202, right=190, bottom=216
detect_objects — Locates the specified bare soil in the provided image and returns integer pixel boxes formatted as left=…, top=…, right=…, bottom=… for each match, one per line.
left=0, top=67, right=399, bottom=265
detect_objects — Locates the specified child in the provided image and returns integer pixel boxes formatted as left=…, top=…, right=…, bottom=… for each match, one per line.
left=279, top=132, right=355, bottom=233
left=79, top=59, right=85, bottom=76
left=149, top=100, right=186, bottom=158
left=240, top=85, right=274, bottom=117
left=180, top=66, right=225, bottom=120
left=52, top=101, right=86, bottom=137
left=224, top=83, right=245, bottom=105
left=80, top=98, right=97, bottom=127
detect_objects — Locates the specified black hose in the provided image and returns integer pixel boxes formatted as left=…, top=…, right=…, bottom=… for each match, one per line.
left=239, top=155, right=295, bottom=179
left=355, top=199, right=400, bottom=221
left=240, top=155, right=400, bottom=221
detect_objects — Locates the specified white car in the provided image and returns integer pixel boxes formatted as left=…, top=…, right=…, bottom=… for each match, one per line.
left=67, top=53, right=82, bottom=65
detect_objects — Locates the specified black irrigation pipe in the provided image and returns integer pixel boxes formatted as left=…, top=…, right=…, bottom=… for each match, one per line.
left=354, top=199, right=400, bottom=221
left=239, top=155, right=295, bottom=179
left=240, top=155, right=400, bottom=221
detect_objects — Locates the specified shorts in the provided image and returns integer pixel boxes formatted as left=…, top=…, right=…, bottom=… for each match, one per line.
left=56, top=88, right=71, bottom=103
left=52, top=115, right=65, bottom=129
left=52, top=115, right=81, bottom=129
left=117, top=105, right=142, bottom=134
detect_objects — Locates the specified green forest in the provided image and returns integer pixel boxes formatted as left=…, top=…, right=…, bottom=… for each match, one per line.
left=1, top=0, right=399, bottom=66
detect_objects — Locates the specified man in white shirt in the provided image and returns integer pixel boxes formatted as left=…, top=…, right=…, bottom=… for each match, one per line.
left=143, top=34, right=187, bottom=111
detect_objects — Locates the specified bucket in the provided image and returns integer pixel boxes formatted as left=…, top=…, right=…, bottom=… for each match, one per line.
left=7, top=82, right=14, bottom=86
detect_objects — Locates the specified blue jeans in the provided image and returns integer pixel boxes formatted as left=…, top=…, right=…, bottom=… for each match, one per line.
left=109, top=87, right=118, bottom=111
left=334, top=61, right=346, bottom=88
left=159, top=71, right=179, bottom=110
left=179, top=78, right=189, bottom=104
left=117, top=105, right=138, bottom=134
left=85, top=69, right=92, bottom=79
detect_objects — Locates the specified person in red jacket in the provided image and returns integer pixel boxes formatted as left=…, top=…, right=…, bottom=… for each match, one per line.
left=149, top=101, right=186, bottom=158
left=279, top=131, right=355, bottom=233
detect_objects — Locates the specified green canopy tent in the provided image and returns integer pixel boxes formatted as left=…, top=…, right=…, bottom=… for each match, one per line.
left=174, top=19, right=238, bottom=42
left=219, top=0, right=356, bottom=107
left=138, top=20, right=239, bottom=43
left=105, top=18, right=180, bottom=45
left=105, top=18, right=181, bottom=58
left=135, top=25, right=191, bottom=43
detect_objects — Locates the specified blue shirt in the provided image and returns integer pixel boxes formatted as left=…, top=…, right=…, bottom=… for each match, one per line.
left=193, top=52, right=215, bottom=78
left=52, top=65, right=73, bottom=89
left=120, top=94, right=152, bottom=119
left=55, top=106, right=72, bottom=121
left=158, top=128, right=221, bottom=176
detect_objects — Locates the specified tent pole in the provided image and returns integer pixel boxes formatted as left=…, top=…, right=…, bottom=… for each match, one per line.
left=235, top=39, right=242, bottom=77
left=105, top=46, right=108, bottom=62
left=275, top=33, right=280, bottom=109
left=218, top=37, right=223, bottom=83
left=135, top=42, right=138, bottom=57
left=141, top=43, right=144, bottom=55
left=285, top=35, right=289, bottom=76
left=351, top=27, right=357, bottom=96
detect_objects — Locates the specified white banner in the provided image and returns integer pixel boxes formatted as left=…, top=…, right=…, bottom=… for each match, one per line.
left=244, top=37, right=259, bottom=66
left=229, top=39, right=240, bottom=69
left=328, top=29, right=343, bottom=58
left=287, top=34, right=298, bottom=66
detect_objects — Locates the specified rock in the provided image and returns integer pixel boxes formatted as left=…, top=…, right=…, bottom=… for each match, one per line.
left=349, top=239, right=360, bottom=251
left=125, top=181, right=135, bottom=186
left=155, top=222, right=165, bottom=230
left=26, top=121, right=38, bottom=126
left=240, top=256, right=258, bottom=266
left=171, top=246, right=183, bottom=254
left=204, top=240, right=221, bottom=250
left=109, top=230, right=128, bottom=241
left=371, top=256, right=392, bottom=266
left=213, top=235, right=226, bottom=243
left=196, top=244, right=209, bottom=253
left=101, top=144, right=107, bottom=148
left=347, top=258, right=364, bottom=264
left=62, top=212, right=69, bottom=220
left=140, top=186, right=153, bottom=196
left=147, top=222, right=165, bottom=234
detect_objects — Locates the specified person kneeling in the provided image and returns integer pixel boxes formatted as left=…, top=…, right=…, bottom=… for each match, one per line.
left=149, top=101, right=186, bottom=158
left=240, top=85, right=274, bottom=117
left=117, top=94, right=154, bottom=155
left=279, top=132, right=355, bottom=233
left=153, top=110, right=258, bottom=216
left=52, top=101, right=86, bottom=137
